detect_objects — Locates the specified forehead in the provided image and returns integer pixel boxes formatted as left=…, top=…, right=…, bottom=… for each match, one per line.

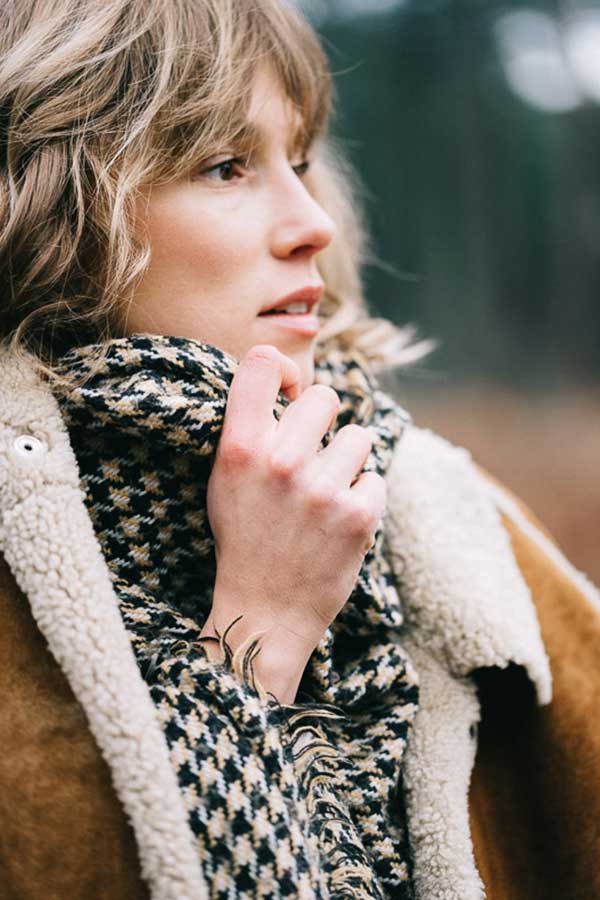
left=244, top=66, right=306, bottom=153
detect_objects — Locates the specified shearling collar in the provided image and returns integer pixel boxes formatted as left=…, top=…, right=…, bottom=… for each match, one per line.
left=384, top=424, right=552, bottom=705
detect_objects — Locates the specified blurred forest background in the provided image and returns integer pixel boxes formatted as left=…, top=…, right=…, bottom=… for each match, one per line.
left=295, top=0, right=600, bottom=583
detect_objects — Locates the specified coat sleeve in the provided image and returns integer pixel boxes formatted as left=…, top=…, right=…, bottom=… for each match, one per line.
left=469, top=472, right=600, bottom=900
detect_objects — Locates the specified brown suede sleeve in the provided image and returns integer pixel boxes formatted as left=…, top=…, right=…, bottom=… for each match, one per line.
left=0, top=554, right=149, bottom=900
left=469, top=501, right=600, bottom=900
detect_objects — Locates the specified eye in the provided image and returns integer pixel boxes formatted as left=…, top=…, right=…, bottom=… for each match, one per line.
left=198, top=157, right=245, bottom=183
left=292, top=160, right=310, bottom=178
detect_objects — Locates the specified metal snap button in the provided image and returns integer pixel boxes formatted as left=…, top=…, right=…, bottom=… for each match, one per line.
left=13, top=434, right=47, bottom=458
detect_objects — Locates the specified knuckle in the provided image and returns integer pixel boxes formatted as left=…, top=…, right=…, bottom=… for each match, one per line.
left=218, top=437, right=255, bottom=469
left=305, top=475, right=340, bottom=511
left=266, top=452, right=302, bottom=482
left=347, top=498, right=379, bottom=536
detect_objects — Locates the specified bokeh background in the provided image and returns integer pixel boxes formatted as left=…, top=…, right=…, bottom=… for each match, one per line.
left=295, top=0, right=600, bottom=583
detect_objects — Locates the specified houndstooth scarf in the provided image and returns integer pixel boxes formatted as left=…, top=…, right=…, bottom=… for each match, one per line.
left=52, top=333, right=420, bottom=900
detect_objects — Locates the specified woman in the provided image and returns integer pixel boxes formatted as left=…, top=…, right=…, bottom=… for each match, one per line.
left=0, top=2, right=598, bottom=899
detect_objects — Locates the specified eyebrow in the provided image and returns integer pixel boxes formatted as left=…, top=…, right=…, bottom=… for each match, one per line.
left=233, top=115, right=311, bottom=158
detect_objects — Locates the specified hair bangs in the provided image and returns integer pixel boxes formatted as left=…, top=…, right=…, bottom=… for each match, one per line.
left=145, top=0, right=332, bottom=183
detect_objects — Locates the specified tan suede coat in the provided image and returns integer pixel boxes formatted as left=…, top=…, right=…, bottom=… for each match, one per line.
left=470, top=481, right=600, bottom=900
left=0, top=347, right=598, bottom=900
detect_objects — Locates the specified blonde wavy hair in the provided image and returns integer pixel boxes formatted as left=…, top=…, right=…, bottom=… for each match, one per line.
left=0, top=0, right=433, bottom=388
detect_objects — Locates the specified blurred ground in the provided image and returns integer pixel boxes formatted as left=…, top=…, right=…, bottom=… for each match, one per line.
left=389, top=384, right=600, bottom=586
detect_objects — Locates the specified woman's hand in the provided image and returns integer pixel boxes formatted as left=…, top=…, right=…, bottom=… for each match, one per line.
left=203, top=344, right=386, bottom=681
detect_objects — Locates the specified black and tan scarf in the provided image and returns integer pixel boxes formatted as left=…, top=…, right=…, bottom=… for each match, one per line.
left=52, top=333, right=419, bottom=900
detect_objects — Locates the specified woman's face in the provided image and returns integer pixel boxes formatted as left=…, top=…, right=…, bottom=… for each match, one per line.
left=126, top=66, right=335, bottom=390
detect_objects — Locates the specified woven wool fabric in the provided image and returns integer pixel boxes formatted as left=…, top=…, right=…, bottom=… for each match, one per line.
left=52, top=333, right=420, bottom=900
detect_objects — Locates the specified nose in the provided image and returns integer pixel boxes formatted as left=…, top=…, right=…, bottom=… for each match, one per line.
left=270, top=173, right=336, bottom=260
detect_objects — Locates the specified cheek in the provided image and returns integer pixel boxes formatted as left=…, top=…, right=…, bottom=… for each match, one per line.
left=146, top=191, right=256, bottom=283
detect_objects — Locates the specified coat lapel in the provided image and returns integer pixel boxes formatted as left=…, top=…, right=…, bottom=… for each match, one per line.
left=0, top=347, right=207, bottom=900
left=384, top=424, right=552, bottom=900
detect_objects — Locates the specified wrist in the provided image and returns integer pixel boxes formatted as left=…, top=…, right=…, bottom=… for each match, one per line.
left=199, top=602, right=318, bottom=704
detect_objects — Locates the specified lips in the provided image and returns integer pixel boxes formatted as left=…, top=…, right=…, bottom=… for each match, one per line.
left=258, top=284, right=324, bottom=316
left=256, top=311, right=321, bottom=337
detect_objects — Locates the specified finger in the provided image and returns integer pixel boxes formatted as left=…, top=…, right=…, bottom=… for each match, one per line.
left=224, top=345, right=301, bottom=444
left=349, top=471, right=387, bottom=524
left=273, top=384, right=341, bottom=459
left=314, top=424, right=373, bottom=486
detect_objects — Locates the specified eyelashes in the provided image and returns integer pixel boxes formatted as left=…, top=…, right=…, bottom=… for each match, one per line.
left=292, top=160, right=310, bottom=178
left=195, top=156, right=311, bottom=183
left=200, top=158, right=245, bottom=182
